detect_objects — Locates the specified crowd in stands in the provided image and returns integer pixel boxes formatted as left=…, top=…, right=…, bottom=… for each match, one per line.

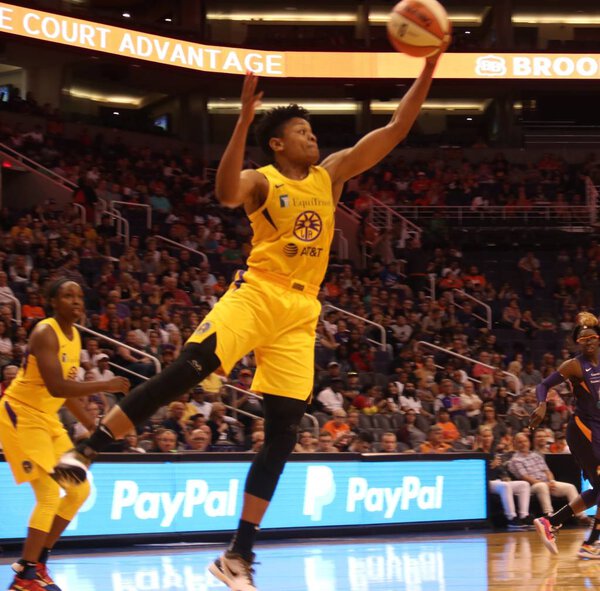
left=0, top=103, right=599, bottom=528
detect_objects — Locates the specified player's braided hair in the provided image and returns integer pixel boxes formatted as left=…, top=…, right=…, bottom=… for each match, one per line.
left=573, top=311, right=600, bottom=340
left=254, top=104, right=311, bottom=157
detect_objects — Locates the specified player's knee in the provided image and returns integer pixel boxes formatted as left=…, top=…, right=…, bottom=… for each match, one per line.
left=63, top=479, right=91, bottom=508
left=119, top=336, right=220, bottom=423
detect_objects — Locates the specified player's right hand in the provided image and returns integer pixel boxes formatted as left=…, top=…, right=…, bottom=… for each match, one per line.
left=105, top=376, right=131, bottom=394
left=239, top=71, right=264, bottom=126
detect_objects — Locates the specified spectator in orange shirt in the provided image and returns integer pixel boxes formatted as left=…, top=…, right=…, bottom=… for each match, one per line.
left=323, top=409, right=351, bottom=442
left=21, top=292, right=46, bottom=328
left=434, top=409, right=460, bottom=444
left=419, top=425, right=451, bottom=453
left=462, top=265, right=487, bottom=289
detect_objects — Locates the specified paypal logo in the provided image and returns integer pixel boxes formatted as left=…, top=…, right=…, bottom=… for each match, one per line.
left=303, top=466, right=444, bottom=522
left=303, top=466, right=336, bottom=521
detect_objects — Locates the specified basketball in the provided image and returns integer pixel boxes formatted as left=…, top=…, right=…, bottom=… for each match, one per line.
left=387, top=0, right=450, bottom=58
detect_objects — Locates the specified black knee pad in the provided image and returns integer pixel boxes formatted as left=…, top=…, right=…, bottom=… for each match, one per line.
left=119, top=336, right=220, bottom=425
left=244, top=398, right=305, bottom=501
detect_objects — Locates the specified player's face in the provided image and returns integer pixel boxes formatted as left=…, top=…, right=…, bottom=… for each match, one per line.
left=53, top=282, right=84, bottom=323
left=279, top=118, right=320, bottom=165
left=577, top=329, right=600, bottom=356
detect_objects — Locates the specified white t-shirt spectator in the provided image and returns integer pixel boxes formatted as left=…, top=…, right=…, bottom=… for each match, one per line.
left=190, top=399, right=213, bottom=419
left=80, top=350, right=106, bottom=368
left=317, top=386, right=344, bottom=413
left=0, top=285, right=15, bottom=306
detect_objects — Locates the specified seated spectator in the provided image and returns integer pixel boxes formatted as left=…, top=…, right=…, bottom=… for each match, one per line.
left=316, top=377, right=345, bottom=414
left=0, top=364, right=18, bottom=398
left=0, top=320, right=13, bottom=365
left=379, top=432, right=409, bottom=453
left=122, top=432, right=146, bottom=453
left=316, top=430, right=339, bottom=453
left=295, top=430, right=318, bottom=453
left=21, top=292, right=45, bottom=328
left=477, top=403, right=508, bottom=441
left=161, top=401, right=188, bottom=447
left=207, top=402, right=242, bottom=446
left=508, top=433, right=586, bottom=521
left=249, top=430, right=265, bottom=453
left=532, top=428, right=551, bottom=454
left=188, top=386, right=213, bottom=419
left=549, top=433, right=570, bottom=454
left=434, top=409, right=460, bottom=444
left=0, top=271, right=15, bottom=307
left=475, top=426, right=532, bottom=530
left=323, top=409, right=351, bottom=441
left=186, top=429, right=211, bottom=451
left=80, top=338, right=104, bottom=371
left=114, top=331, right=155, bottom=378
left=151, top=428, right=179, bottom=453
left=397, top=409, right=428, bottom=450
left=419, top=425, right=451, bottom=453
left=460, top=381, right=482, bottom=428
left=348, top=430, right=374, bottom=453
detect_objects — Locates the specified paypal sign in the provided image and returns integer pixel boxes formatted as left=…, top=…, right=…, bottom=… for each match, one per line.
left=0, top=457, right=486, bottom=541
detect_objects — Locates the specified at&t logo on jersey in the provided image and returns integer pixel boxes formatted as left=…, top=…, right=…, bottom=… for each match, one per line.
left=293, top=211, right=322, bottom=242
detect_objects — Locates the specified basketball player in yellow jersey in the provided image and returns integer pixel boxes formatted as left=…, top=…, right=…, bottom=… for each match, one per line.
left=0, top=279, right=129, bottom=591
left=55, top=41, right=448, bottom=591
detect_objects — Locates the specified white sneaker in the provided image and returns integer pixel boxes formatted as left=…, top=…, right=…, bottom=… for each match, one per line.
left=51, top=449, right=90, bottom=486
left=209, top=552, right=257, bottom=591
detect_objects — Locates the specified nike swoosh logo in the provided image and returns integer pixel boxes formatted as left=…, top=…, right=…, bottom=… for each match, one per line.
left=275, top=183, right=284, bottom=188
left=586, top=368, right=592, bottom=372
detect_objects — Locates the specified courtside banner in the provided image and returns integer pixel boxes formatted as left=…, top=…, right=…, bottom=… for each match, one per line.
left=0, top=3, right=599, bottom=79
left=0, top=458, right=486, bottom=540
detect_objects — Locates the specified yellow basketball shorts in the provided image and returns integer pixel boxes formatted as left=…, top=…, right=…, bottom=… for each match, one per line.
left=0, top=397, right=73, bottom=484
left=186, top=269, right=321, bottom=400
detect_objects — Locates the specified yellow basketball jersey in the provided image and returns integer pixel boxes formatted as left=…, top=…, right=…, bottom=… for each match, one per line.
left=6, top=317, right=81, bottom=415
left=246, top=164, right=335, bottom=289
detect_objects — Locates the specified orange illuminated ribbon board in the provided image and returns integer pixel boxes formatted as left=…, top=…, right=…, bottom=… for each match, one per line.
left=0, top=3, right=599, bottom=80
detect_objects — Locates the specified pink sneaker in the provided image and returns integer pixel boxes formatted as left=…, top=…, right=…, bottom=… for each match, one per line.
left=534, top=517, right=559, bottom=555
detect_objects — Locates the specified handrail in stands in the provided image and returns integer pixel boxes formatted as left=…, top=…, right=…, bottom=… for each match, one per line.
left=111, top=200, right=152, bottom=229
left=156, top=235, right=208, bottom=265
left=75, top=325, right=161, bottom=374
left=0, top=141, right=77, bottom=191
left=321, top=303, right=386, bottom=350
left=107, top=362, right=151, bottom=382
left=451, top=289, right=492, bottom=330
left=2, top=293, right=22, bottom=326
left=224, top=383, right=320, bottom=438
left=417, top=340, right=520, bottom=395
left=72, top=203, right=86, bottom=224
left=101, top=209, right=129, bottom=246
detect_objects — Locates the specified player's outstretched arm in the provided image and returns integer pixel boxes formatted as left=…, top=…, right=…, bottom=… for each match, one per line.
left=322, top=46, right=448, bottom=190
left=33, top=325, right=130, bottom=399
left=216, top=72, right=265, bottom=209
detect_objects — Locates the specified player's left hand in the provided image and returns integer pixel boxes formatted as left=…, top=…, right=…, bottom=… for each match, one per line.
left=529, top=402, right=547, bottom=430
left=426, top=24, right=452, bottom=65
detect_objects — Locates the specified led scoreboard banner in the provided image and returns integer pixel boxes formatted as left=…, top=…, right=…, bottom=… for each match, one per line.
left=0, top=455, right=487, bottom=542
left=0, top=3, right=599, bottom=80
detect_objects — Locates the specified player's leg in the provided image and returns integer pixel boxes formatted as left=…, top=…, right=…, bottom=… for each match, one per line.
left=536, top=420, right=599, bottom=555
left=52, top=338, right=220, bottom=485
left=11, top=473, right=62, bottom=591
left=209, top=393, right=307, bottom=590
left=209, top=292, right=318, bottom=591
left=54, top=281, right=270, bottom=484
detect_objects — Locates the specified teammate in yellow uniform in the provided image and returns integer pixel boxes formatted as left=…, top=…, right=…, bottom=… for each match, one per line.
left=0, top=279, right=129, bottom=591
left=54, top=42, right=448, bottom=591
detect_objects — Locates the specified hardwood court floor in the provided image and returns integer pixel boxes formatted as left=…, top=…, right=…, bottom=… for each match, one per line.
left=0, top=528, right=597, bottom=590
